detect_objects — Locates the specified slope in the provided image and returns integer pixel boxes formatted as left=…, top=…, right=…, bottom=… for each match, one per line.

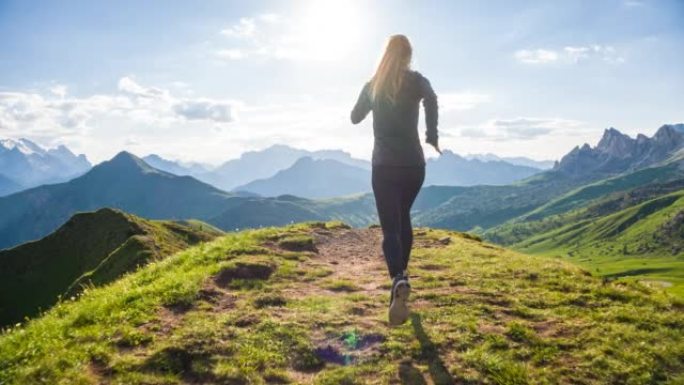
left=0, top=208, right=222, bottom=327
left=0, top=173, right=22, bottom=197
left=513, top=190, right=684, bottom=296
left=522, top=161, right=684, bottom=221
left=1, top=223, right=682, bottom=384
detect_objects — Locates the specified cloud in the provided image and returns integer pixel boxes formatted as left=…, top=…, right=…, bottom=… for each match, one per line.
left=514, top=49, right=559, bottom=64
left=49, top=85, right=67, bottom=98
left=173, top=99, right=233, bottom=122
left=215, top=49, right=247, bottom=60
left=118, top=76, right=168, bottom=99
left=459, top=117, right=586, bottom=141
left=563, top=45, right=624, bottom=64
left=439, top=92, right=491, bottom=111
left=515, top=45, right=624, bottom=65
left=0, top=77, right=237, bottom=146
left=220, top=17, right=257, bottom=38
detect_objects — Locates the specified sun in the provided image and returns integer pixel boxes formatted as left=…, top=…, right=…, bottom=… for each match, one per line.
left=294, top=0, right=365, bottom=61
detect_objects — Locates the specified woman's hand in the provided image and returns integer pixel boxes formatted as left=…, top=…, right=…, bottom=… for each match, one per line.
left=432, top=143, right=442, bottom=155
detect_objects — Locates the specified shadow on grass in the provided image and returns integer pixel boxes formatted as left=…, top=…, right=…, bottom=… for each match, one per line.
left=408, top=313, right=455, bottom=385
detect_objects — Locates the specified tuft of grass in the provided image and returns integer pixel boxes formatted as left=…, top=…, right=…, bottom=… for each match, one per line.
left=322, top=279, right=361, bottom=292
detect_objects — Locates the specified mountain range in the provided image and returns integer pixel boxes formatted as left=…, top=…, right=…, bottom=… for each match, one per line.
left=464, top=153, right=555, bottom=169
left=553, top=124, right=684, bottom=178
left=0, top=151, right=234, bottom=249
left=425, top=150, right=541, bottom=186
left=199, top=144, right=372, bottom=191
left=0, top=138, right=91, bottom=195
left=145, top=144, right=547, bottom=197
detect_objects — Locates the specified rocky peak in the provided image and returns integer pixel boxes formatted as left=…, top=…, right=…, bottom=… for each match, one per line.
left=596, top=128, right=635, bottom=158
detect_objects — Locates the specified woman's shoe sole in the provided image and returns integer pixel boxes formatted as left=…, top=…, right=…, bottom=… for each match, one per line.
left=389, top=281, right=410, bottom=326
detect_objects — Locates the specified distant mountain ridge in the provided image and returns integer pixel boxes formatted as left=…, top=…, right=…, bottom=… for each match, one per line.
left=554, top=124, right=684, bottom=178
left=0, top=174, right=22, bottom=197
left=235, top=157, right=371, bottom=198
left=142, top=154, right=211, bottom=176
left=201, top=145, right=371, bottom=191
left=0, top=138, right=91, bottom=192
left=425, top=150, right=542, bottom=186
left=464, top=153, right=555, bottom=170
left=229, top=147, right=543, bottom=198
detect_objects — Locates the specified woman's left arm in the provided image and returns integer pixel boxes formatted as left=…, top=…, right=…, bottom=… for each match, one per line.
left=350, top=82, right=372, bottom=124
left=420, top=75, right=440, bottom=153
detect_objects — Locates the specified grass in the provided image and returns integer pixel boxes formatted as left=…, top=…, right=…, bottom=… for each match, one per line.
left=1, top=222, right=683, bottom=384
left=511, top=190, right=684, bottom=296
left=0, top=208, right=222, bottom=327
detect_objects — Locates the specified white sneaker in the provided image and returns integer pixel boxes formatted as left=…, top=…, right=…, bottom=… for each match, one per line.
left=389, top=278, right=411, bottom=326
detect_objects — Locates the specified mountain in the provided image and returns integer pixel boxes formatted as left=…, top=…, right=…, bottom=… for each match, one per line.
left=201, top=144, right=371, bottom=191
left=0, top=208, right=222, bottom=327
left=231, top=149, right=543, bottom=198
left=554, top=124, right=684, bottom=178
left=142, top=154, right=211, bottom=176
left=425, top=150, right=542, bottom=186
left=235, top=157, right=371, bottom=198
left=465, top=153, right=555, bottom=170
left=1, top=222, right=682, bottom=384
left=0, top=138, right=91, bottom=188
left=412, top=124, right=684, bottom=231
left=0, top=150, right=376, bottom=249
left=0, top=151, right=234, bottom=249
left=0, top=174, right=22, bottom=197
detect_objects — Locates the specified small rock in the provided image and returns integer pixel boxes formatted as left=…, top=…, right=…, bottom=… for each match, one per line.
left=438, top=236, right=451, bottom=245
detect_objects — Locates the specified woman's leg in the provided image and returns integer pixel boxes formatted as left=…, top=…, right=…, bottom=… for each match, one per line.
left=372, top=166, right=404, bottom=278
left=399, top=166, right=425, bottom=274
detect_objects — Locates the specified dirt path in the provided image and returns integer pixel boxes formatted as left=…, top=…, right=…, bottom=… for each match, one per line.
left=311, top=227, right=387, bottom=290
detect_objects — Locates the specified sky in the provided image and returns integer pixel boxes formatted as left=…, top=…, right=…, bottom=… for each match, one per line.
left=0, top=0, right=682, bottom=165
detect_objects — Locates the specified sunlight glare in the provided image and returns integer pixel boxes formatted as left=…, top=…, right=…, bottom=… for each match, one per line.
left=294, top=1, right=365, bottom=61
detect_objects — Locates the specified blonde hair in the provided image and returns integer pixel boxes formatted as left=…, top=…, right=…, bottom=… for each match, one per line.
left=370, top=34, right=412, bottom=104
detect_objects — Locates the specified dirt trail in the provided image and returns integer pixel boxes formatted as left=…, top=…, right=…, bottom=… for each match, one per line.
left=310, top=227, right=387, bottom=290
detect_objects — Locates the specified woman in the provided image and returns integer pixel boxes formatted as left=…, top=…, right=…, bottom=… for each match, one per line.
left=350, top=34, right=440, bottom=326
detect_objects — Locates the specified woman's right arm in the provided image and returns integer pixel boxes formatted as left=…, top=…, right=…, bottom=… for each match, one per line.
left=350, top=82, right=371, bottom=124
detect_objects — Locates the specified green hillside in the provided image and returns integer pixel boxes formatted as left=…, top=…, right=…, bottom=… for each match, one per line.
left=0, top=208, right=222, bottom=327
left=1, top=222, right=682, bottom=384
left=522, top=162, right=684, bottom=221
left=513, top=190, right=684, bottom=296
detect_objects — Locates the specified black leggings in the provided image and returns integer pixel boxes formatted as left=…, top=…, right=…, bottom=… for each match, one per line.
left=372, top=165, right=425, bottom=278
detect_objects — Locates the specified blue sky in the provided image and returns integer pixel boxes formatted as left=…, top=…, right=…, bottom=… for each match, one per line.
left=0, top=0, right=682, bottom=164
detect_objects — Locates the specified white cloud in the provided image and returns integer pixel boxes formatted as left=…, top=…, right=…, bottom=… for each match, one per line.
left=220, top=17, right=257, bottom=38
left=0, top=77, right=239, bottom=158
left=215, top=49, right=247, bottom=60
left=563, top=45, right=624, bottom=64
left=515, top=45, right=624, bottom=65
left=439, top=92, right=491, bottom=111
left=173, top=99, right=233, bottom=122
left=49, top=85, right=67, bottom=98
left=459, top=117, right=587, bottom=141
left=514, top=49, right=559, bottom=64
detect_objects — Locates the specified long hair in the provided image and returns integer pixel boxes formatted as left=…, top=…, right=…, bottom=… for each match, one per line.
left=370, top=34, right=412, bottom=104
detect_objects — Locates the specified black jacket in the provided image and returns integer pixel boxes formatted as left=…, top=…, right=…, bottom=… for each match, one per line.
left=351, top=70, right=438, bottom=166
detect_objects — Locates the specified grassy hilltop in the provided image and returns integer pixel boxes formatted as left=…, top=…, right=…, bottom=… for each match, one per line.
left=1, top=222, right=683, bottom=384
left=0, top=208, right=222, bottom=327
